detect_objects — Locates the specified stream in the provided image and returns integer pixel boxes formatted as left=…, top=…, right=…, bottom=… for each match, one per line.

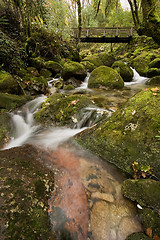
left=2, top=70, right=148, bottom=240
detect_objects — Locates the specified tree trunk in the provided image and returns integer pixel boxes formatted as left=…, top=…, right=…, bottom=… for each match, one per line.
left=76, top=0, right=82, bottom=42
left=141, top=0, right=160, bottom=44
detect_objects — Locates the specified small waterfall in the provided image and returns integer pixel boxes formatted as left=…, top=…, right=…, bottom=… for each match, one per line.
left=125, top=68, right=148, bottom=86
left=76, top=72, right=90, bottom=90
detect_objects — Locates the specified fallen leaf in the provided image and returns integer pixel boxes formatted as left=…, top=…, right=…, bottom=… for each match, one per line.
left=144, top=88, right=148, bottom=91
left=132, top=110, right=136, bottom=115
left=146, top=228, right=152, bottom=238
left=153, top=93, right=157, bottom=96
left=71, top=99, right=79, bottom=105
left=151, top=87, right=159, bottom=92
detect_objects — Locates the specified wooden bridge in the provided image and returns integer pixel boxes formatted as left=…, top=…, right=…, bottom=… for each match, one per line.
left=72, top=27, right=135, bottom=43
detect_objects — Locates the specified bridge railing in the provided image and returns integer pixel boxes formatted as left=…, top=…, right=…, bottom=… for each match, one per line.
left=72, top=27, right=135, bottom=38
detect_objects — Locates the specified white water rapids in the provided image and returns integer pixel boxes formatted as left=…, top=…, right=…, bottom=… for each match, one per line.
left=3, top=68, right=148, bottom=150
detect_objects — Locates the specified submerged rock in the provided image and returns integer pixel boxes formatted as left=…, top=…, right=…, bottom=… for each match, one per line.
left=112, top=61, right=133, bottom=82
left=88, top=66, right=124, bottom=89
left=76, top=88, right=160, bottom=178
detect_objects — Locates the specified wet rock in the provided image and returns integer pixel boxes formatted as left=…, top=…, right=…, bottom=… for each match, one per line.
left=147, top=68, right=160, bottom=78
left=122, top=179, right=160, bottom=210
left=130, top=52, right=152, bottom=76
left=149, top=58, right=160, bottom=68
left=112, top=61, right=133, bottom=82
left=0, top=70, right=22, bottom=95
left=126, top=232, right=152, bottom=240
left=44, top=61, right=62, bottom=76
left=76, top=88, right=160, bottom=178
left=35, top=93, right=94, bottom=127
left=0, top=92, right=31, bottom=111
left=88, top=66, right=124, bottom=89
left=146, top=76, right=160, bottom=85
left=62, top=61, right=87, bottom=81
left=40, top=68, right=52, bottom=78
left=91, top=192, right=114, bottom=203
left=0, top=145, right=55, bottom=240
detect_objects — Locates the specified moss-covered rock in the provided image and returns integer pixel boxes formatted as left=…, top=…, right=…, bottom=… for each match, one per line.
left=0, top=113, right=11, bottom=148
left=122, top=179, right=160, bottom=210
left=62, top=61, right=87, bottom=81
left=147, top=68, right=160, bottom=78
left=146, top=76, right=160, bottom=85
left=40, top=68, right=52, bottom=78
left=0, top=93, right=31, bottom=110
left=140, top=208, right=160, bottom=238
left=44, top=61, right=62, bottom=75
left=80, top=61, right=95, bottom=72
left=112, top=61, right=133, bottom=82
left=76, top=88, right=160, bottom=178
left=88, top=66, right=124, bottom=89
left=82, top=54, right=103, bottom=67
left=130, top=52, right=152, bottom=76
left=149, top=58, right=160, bottom=68
left=99, top=52, right=115, bottom=67
left=27, top=67, right=39, bottom=76
left=30, top=57, right=45, bottom=70
left=126, top=232, right=152, bottom=240
left=51, top=78, right=64, bottom=89
left=35, top=93, right=93, bottom=127
left=63, top=84, right=75, bottom=90
left=0, top=71, right=22, bottom=95
left=0, top=145, right=55, bottom=240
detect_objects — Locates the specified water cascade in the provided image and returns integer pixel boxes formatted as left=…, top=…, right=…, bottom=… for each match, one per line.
left=125, top=68, right=148, bottom=86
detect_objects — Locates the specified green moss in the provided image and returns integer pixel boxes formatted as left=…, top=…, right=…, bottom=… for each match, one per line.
left=35, top=93, right=93, bottom=127
left=27, top=67, right=39, bottom=76
left=40, top=68, right=52, bottom=78
left=83, top=54, right=103, bottom=67
left=63, top=84, right=75, bottom=90
left=80, top=61, right=95, bottom=72
left=76, top=89, right=160, bottom=178
left=130, top=52, right=152, bottom=76
left=140, top=208, right=160, bottom=238
left=122, top=179, right=160, bottom=210
left=112, top=61, right=133, bottom=82
left=0, top=112, right=10, bottom=147
left=44, top=61, right=62, bottom=74
left=0, top=71, right=21, bottom=94
left=0, top=145, right=55, bottom=239
left=99, top=52, right=115, bottom=67
left=146, top=76, right=160, bottom=85
left=149, top=58, right=160, bottom=68
left=88, top=66, right=124, bottom=89
left=62, top=61, right=87, bottom=81
left=126, top=232, right=152, bottom=240
left=30, top=57, right=45, bottom=70
left=0, top=93, right=31, bottom=110
left=147, top=68, right=160, bottom=78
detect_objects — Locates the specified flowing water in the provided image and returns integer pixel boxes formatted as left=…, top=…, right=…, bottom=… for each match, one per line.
left=2, top=69, right=148, bottom=240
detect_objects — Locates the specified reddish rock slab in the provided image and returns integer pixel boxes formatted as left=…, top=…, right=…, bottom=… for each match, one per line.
left=48, top=148, right=89, bottom=240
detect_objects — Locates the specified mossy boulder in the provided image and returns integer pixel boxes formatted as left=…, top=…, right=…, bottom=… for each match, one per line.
left=112, top=61, right=133, bottom=82
left=27, top=67, right=39, bottom=76
left=0, top=145, right=55, bottom=239
left=88, top=66, right=124, bottom=89
left=82, top=54, right=103, bottom=67
left=99, top=52, right=115, bottom=67
left=35, top=93, right=93, bottom=128
left=40, top=68, right=52, bottom=78
left=0, top=71, right=21, bottom=95
left=76, top=88, right=160, bottom=178
left=63, top=84, right=75, bottom=90
left=44, top=61, right=62, bottom=75
left=122, top=179, right=160, bottom=210
left=146, top=76, right=160, bottom=85
left=147, top=68, right=160, bottom=78
left=30, top=57, right=45, bottom=70
left=122, top=179, right=160, bottom=239
left=0, top=93, right=31, bottom=110
left=126, top=232, right=152, bottom=240
left=80, top=61, right=95, bottom=72
left=130, top=52, right=152, bottom=76
left=149, top=58, right=160, bottom=68
left=62, top=61, right=87, bottom=81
